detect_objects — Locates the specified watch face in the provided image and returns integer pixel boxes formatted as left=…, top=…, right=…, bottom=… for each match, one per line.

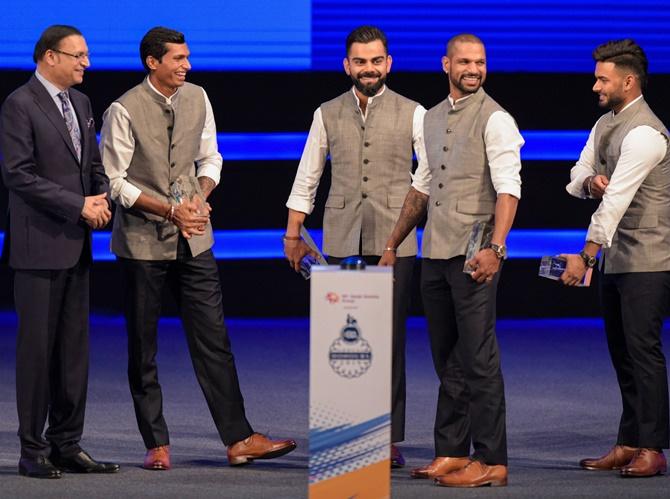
left=490, top=244, right=506, bottom=259
left=580, top=251, right=596, bottom=268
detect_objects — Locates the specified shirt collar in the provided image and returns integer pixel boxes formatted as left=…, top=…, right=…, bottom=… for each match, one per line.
left=351, top=84, right=386, bottom=109
left=448, top=93, right=474, bottom=107
left=146, top=76, right=180, bottom=104
left=614, top=94, right=643, bottom=115
left=35, top=70, right=66, bottom=99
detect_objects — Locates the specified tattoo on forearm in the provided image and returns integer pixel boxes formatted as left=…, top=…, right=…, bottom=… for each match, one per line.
left=198, top=177, right=216, bottom=198
left=391, top=189, right=429, bottom=245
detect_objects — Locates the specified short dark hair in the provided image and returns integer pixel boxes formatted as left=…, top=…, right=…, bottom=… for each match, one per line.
left=345, top=26, right=388, bottom=55
left=447, top=33, right=484, bottom=56
left=33, top=25, right=82, bottom=63
left=140, top=27, right=186, bottom=71
left=593, top=39, right=648, bottom=90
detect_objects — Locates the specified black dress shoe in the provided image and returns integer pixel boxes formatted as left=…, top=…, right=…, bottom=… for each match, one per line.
left=18, top=456, right=62, bottom=479
left=51, top=450, right=120, bottom=473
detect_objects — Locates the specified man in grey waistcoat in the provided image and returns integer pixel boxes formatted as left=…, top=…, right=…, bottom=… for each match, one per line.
left=380, top=34, right=523, bottom=487
left=283, top=25, right=428, bottom=467
left=561, top=39, right=669, bottom=478
left=99, top=26, right=296, bottom=471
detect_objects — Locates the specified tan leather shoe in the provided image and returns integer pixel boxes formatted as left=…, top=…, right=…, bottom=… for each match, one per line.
left=620, top=449, right=666, bottom=477
left=227, top=433, right=297, bottom=466
left=434, top=459, right=507, bottom=487
left=391, top=444, right=405, bottom=468
left=579, top=445, right=637, bottom=470
left=143, top=445, right=170, bottom=470
left=410, top=456, right=470, bottom=479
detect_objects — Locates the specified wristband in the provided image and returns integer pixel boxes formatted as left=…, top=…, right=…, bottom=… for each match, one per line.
left=165, top=205, right=175, bottom=221
left=383, top=247, right=397, bottom=252
left=283, top=235, right=301, bottom=243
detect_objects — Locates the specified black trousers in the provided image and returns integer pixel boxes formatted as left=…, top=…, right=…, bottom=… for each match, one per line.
left=420, top=257, right=507, bottom=465
left=119, top=240, right=253, bottom=449
left=328, top=255, right=414, bottom=443
left=600, top=271, right=670, bottom=449
left=14, top=254, right=90, bottom=459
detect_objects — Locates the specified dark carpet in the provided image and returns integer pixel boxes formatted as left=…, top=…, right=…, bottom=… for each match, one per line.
left=0, top=313, right=668, bottom=498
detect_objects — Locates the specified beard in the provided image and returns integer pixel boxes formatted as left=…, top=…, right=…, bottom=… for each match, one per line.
left=450, top=73, right=482, bottom=96
left=351, top=71, right=386, bottom=97
left=598, top=93, right=624, bottom=110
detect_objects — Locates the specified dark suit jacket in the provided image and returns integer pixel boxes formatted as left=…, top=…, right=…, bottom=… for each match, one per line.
left=0, top=75, right=109, bottom=270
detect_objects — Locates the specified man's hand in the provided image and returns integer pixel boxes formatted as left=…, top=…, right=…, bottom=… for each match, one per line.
left=558, top=254, right=587, bottom=286
left=584, top=174, right=609, bottom=198
left=467, top=248, right=501, bottom=284
left=284, top=238, right=317, bottom=272
left=171, top=200, right=210, bottom=239
left=81, top=192, right=112, bottom=229
left=378, top=249, right=397, bottom=267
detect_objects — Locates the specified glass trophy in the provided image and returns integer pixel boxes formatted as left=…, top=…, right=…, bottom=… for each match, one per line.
left=299, top=226, right=328, bottom=280
left=538, top=256, right=592, bottom=287
left=170, top=175, right=207, bottom=214
left=463, top=221, right=493, bottom=273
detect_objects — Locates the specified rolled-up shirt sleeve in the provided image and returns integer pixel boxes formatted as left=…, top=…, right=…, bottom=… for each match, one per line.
left=410, top=105, right=431, bottom=196
left=566, top=122, right=599, bottom=199
left=485, top=111, right=523, bottom=199
left=195, top=88, right=222, bottom=184
left=99, top=102, right=142, bottom=209
left=286, top=108, right=329, bottom=214
left=586, top=125, right=667, bottom=247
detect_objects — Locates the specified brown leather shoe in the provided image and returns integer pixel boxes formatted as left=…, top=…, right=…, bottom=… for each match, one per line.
left=579, top=445, right=637, bottom=470
left=410, top=456, right=470, bottom=479
left=391, top=444, right=405, bottom=468
left=434, top=459, right=507, bottom=487
left=620, top=449, right=666, bottom=477
left=143, top=445, right=170, bottom=470
left=227, top=433, right=297, bottom=466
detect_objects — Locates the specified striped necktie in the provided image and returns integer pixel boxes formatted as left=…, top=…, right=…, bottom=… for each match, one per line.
left=58, top=91, right=82, bottom=161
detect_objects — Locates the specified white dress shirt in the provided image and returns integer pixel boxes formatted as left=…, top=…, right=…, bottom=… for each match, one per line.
left=99, top=77, right=222, bottom=209
left=286, top=86, right=428, bottom=215
left=410, top=93, right=523, bottom=199
left=566, top=95, right=668, bottom=248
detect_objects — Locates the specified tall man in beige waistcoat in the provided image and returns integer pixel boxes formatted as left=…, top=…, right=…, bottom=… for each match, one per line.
left=380, top=34, right=523, bottom=487
left=561, top=39, right=669, bottom=478
left=99, top=26, right=295, bottom=471
left=284, top=25, right=428, bottom=467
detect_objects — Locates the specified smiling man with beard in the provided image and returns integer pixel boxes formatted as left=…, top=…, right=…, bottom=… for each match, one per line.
left=379, top=33, right=523, bottom=487
left=561, top=39, right=669, bottom=478
left=284, top=25, right=428, bottom=467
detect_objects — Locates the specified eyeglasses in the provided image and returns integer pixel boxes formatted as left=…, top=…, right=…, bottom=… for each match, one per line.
left=52, top=49, right=90, bottom=61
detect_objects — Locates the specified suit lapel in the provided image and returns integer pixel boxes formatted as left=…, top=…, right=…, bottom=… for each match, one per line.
left=27, top=76, right=81, bottom=164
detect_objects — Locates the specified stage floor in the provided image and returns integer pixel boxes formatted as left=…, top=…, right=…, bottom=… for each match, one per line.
left=1, top=314, right=668, bottom=498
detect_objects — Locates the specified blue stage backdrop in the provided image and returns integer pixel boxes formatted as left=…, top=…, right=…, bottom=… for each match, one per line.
left=0, top=230, right=592, bottom=261
left=2, top=0, right=668, bottom=72
left=1, top=0, right=311, bottom=70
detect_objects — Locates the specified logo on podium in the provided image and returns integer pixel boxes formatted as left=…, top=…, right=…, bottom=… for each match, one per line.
left=328, top=315, right=372, bottom=379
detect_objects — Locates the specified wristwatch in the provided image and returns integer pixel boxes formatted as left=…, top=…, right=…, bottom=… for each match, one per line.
left=486, top=243, right=507, bottom=260
left=579, top=250, right=597, bottom=268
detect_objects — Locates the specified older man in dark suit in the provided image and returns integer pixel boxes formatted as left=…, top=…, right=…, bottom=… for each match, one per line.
left=0, top=25, right=118, bottom=479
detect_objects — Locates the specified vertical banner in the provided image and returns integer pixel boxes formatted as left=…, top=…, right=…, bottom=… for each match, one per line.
left=309, top=266, right=392, bottom=499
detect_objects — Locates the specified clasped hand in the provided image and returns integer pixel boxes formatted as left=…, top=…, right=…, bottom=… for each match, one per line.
left=172, top=198, right=211, bottom=239
left=81, top=192, right=111, bottom=229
